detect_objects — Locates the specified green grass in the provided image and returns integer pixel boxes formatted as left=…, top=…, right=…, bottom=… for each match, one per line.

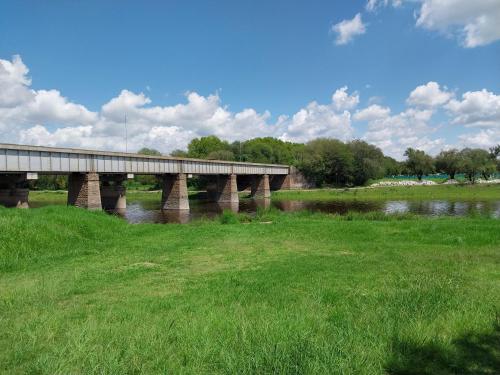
left=274, top=184, right=500, bottom=201
left=0, top=206, right=499, bottom=374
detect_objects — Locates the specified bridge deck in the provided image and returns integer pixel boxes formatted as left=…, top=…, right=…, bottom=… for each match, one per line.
left=0, top=144, right=289, bottom=175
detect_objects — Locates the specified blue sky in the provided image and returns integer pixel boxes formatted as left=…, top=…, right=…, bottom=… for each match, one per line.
left=0, top=0, right=499, bottom=159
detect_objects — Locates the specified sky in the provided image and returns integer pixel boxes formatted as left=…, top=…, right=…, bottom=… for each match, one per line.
left=0, top=0, right=499, bottom=160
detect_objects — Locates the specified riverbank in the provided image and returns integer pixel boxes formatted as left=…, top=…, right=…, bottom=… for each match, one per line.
left=273, top=184, right=500, bottom=201
left=1, top=207, right=499, bottom=373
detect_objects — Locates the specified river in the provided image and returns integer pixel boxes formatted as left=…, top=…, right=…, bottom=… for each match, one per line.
left=90, top=198, right=500, bottom=223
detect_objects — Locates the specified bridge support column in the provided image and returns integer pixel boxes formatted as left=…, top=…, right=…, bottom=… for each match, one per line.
left=215, top=174, right=240, bottom=205
left=0, top=174, right=30, bottom=208
left=100, top=174, right=127, bottom=211
left=205, top=174, right=239, bottom=212
left=251, top=174, right=271, bottom=199
left=270, top=174, right=291, bottom=191
left=161, top=173, right=189, bottom=210
left=68, top=172, right=102, bottom=210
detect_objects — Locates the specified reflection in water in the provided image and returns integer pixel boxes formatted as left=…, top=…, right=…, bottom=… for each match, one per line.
left=383, top=201, right=409, bottom=214
left=108, top=198, right=500, bottom=223
left=217, top=201, right=239, bottom=213
left=493, top=201, right=500, bottom=219
left=161, top=210, right=190, bottom=224
left=275, top=200, right=307, bottom=211
left=382, top=200, right=500, bottom=218
left=274, top=199, right=384, bottom=215
left=254, top=198, right=271, bottom=210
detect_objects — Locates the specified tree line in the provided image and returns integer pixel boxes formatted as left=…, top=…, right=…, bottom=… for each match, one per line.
left=168, top=136, right=500, bottom=186
left=31, top=136, right=500, bottom=190
left=407, top=147, right=499, bottom=183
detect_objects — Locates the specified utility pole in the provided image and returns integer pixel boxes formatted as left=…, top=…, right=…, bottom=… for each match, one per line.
left=125, top=114, right=128, bottom=153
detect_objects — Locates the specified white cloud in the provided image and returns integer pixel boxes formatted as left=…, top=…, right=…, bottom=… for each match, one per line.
left=362, top=107, right=445, bottom=159
left=20, top=125, right=94, bottom=148
left=331, top=86, right=360, bottom=111
left=28, top=89, right=97, bottom=125
left=331, top=13, right=366, bottom=45
left=0, top=55, right=357, bottom=154
left=417, top=0, right=500, bottom=47
left=353, top=104, right=391, bottom=121
left=416, top=0, right=500, bottom=47
left=407, top=81, right=453, bottom=108
left=2, top=55, right=500, bottom=160
left=458, top=128, right=500, bottom=148
left=363, top=0, right=500, bottom=47
left=0, top=55, right=34, bottom=107
left=366, top=0, right=382, bottom=12
left=0, top=55, right=97, bottom=138
left=281, top=103, right=353, bottom=143
left=280, top=87, right=358, bottom=142
left=366, top=0, right=402, bottom=12
left=446, top=89, right=500, bottom=127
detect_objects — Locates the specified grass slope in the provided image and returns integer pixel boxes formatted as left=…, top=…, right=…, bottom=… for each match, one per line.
left=0, top=207, right=499, bottom=374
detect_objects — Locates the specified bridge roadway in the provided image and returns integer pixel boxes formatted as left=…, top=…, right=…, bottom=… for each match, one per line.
left=0, top=144, right=293, bottom=211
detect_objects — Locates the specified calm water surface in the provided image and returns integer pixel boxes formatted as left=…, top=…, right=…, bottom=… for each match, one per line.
left=115, top=198, right=500, bottom=223
left=30, top=197, right=500, bottom=223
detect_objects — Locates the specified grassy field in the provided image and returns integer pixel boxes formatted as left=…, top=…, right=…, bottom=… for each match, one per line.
left=273, top=184, right=500, bottom=201
left=0, top=206, right=499, bottom=374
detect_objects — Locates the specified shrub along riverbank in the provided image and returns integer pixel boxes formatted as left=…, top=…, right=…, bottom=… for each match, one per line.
left=0, top=207, right=499, bottom=374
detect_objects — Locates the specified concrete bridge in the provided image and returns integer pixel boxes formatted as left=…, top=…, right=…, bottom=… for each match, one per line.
left=0, top=144, right=294, bottom=211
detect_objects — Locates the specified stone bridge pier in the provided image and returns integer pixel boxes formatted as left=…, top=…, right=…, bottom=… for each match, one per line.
left=160, top=173, right=190, bottom=211
left=100, top=174, right=127, bottom=211
left=207, top=174, right=239, bottom=204
left=67, top=173, right=131, bottom=210
left=270, top=174, right=291, bottom=191
left=251, top=174, right=271, bottom=199
left=0, top=173, right=32, bottom=208
left=67, top=172, right=102, bottom=210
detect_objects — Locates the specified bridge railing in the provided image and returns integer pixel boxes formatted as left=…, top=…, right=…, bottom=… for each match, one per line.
left=0, top=144, right=289, bottom=175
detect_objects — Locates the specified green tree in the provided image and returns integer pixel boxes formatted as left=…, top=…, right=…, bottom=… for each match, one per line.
left=300, top=138, right=353, bottom=187
left=206, top=150, right=235, bottom=161
left=136, top=148, right=162, bottom=188
left=434, top=149, right=462, bottom=180
left=137, top=147, right=161, bottom=156
left=30, top=175, right=68, bottom=190
left=489, top=144, right=500, bottom=158
left=233, top=137, right=304, bottom=165
left=404, top=148, right=434, bottom=181
left=383, top=156, right=402, bottom=176
left=348, top=140, right=385, bottom=186
left=170, top=149, right=188, bottom=157
left=461, top=148, right=496, bottom=183
left=187, top=136, right=231, bottom=158
left=489, top=144, right=500, bottom=172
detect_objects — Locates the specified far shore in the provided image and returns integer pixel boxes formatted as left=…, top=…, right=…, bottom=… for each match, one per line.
left=27, top=183, right=500, bottom=205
